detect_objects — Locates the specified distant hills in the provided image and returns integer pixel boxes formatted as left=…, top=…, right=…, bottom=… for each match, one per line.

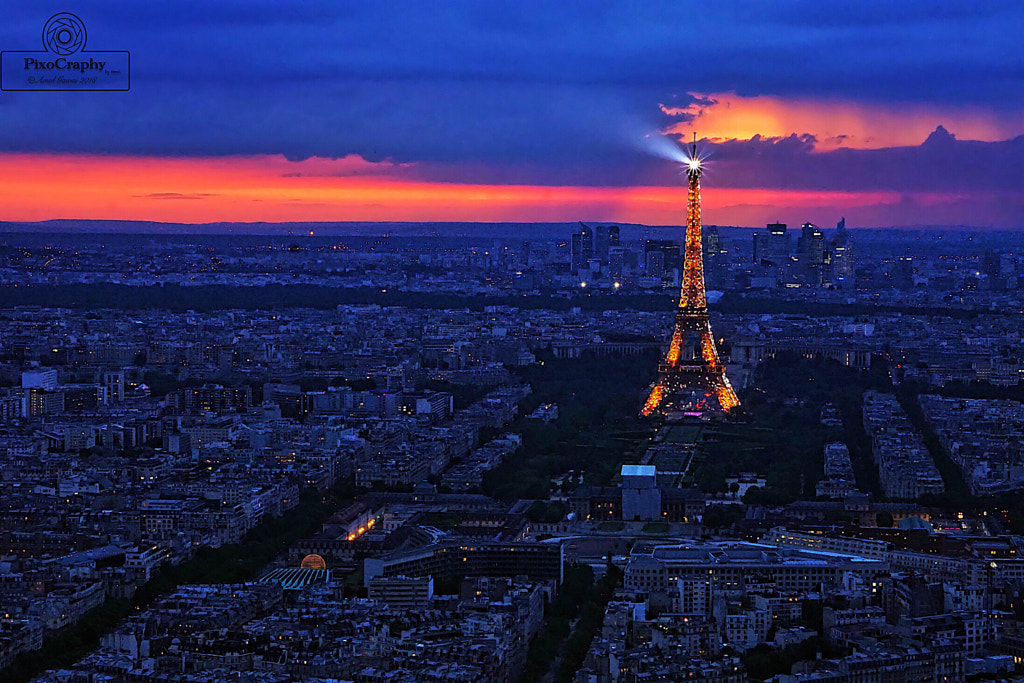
left=0, top=219, right=1009, bottom=240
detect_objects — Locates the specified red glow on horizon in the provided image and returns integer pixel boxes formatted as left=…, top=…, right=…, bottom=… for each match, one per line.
left=0, top=152, right=910, bottom=227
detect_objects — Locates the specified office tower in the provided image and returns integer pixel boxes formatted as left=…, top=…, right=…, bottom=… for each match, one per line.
left=595, top=225, right=620, bottom=262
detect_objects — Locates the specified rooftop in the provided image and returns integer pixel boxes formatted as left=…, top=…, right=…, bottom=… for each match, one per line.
left=621, top=464, right=656, bottom=477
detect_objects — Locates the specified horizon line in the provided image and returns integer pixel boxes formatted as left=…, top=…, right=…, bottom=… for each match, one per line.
left=0, top=219, right=1011, bottom=234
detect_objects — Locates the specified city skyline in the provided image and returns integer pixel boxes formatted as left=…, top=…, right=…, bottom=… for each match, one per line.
left=1, top=2, right=1023, bottom=228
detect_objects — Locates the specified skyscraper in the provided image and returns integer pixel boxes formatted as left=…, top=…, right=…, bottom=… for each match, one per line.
left=570, top=222, right=595, bottom=274
left=595, top=225, right=620, bottom=261
left=705, top=226, right=720, bottom=255
left=580, top=223, right=594, bottom=262
left=644, top=240, right=681, bottom=273
left=570, top=232, right=584, bottom=274
left=808, top=228, right=825, bottom=266
left=766, top=222, right=790, bottom=259
left=805, top=223, right=825, bottom=286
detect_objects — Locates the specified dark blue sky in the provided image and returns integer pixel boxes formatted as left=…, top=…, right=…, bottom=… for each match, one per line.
left=1, top=1, right=1022, bottom=226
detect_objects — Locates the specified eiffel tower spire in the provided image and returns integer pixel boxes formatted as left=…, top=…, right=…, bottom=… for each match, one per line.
left=643, top=136, right=739, bottom=417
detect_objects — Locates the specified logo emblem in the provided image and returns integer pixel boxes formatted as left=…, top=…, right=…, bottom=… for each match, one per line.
left=2, top=12, right=129, bottom=90
left=42, top=13, right=87, bottom=55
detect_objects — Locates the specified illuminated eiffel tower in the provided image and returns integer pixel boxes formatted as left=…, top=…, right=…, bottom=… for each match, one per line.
left=642, top=136, right=739, bottom=418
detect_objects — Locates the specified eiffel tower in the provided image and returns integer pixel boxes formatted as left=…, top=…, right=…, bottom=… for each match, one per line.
left=642, top=136, right=739, bottom=418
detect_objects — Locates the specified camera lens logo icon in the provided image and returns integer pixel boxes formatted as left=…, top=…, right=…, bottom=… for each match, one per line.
left=43, top=13, right=87, bottom=55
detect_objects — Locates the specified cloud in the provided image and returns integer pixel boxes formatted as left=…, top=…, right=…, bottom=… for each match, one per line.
left=134, top=192, right=219, bottom=199
left=686, top=127, right=1024, bottom=193
left=277, top=155, right=414, bottom=177
left=664, top=92, right=1024, bottom=151
left=1, top=2, right=1021, bottom=167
